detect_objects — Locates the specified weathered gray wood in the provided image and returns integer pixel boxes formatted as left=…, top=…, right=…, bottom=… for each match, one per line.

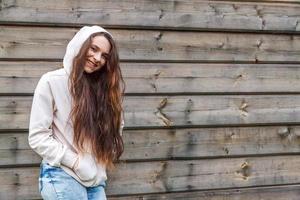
left=1, top=1, right=299, bottom=200
left=218, top=0, right=300, bottom=2
left=234, top=0, right=300, bottom=1
left=110, top=184, right=300, bottom=200
left=1, top=1, right=300, bottom=32
left=1, top=126, right=300, bottom=166
left=1, top=95, right=300, bottom=130
left=1, top=62, right=300, bottom=94
left=0, top=133, right=41, bottom=166
left=1, top=26, right=300, bottom=62
left=1, top=155, right=300, bottom=199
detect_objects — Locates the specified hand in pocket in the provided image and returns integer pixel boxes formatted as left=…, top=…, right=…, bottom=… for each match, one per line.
left=73, top=152, right=97, bottom=181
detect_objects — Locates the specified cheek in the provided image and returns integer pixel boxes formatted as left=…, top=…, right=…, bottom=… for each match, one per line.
left=86, top=50, right=93, bottom=57
left=101, top=58, right=107, bottom=65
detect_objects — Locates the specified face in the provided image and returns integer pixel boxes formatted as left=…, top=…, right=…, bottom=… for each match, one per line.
left=84, top=35, right=111, bottom=74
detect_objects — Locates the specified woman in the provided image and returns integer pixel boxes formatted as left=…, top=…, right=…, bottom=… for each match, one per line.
left=28, top=25, right=125, bottom=200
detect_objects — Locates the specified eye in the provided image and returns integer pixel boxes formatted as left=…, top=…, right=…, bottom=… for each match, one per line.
left=102, top=53, right=110, bottom=59
left=90, top=46, right=97, bottom=52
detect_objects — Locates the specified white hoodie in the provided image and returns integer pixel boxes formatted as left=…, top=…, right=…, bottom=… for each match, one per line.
left=28, top=26, right=124, bottom=187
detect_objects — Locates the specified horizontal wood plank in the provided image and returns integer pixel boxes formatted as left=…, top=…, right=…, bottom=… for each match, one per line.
left=1, top=95, right=300, bottom=129
left=1, top=155, right=300, bottom=199
left=0, top=1, right=300, bottom=32
left=110, top=184, right=300, bottom=200
left=1, top=126, right=300, bottom=166
left=1, top=26, right=300, bottom=62
left=1, top=62, right=300, bottom=94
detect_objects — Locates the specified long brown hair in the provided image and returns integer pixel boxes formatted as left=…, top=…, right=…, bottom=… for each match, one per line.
left=69, top=32, right=125, bottom=169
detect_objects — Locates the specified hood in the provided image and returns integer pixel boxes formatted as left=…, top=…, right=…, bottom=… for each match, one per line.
left=63, top=25, right=113, bottom=75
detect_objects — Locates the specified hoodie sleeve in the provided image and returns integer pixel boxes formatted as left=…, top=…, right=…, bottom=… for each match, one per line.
left=28, top=73, right=78, bottom=168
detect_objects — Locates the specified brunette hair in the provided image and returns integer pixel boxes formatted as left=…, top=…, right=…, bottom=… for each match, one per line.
left=69, top=32, right=125, bottom=169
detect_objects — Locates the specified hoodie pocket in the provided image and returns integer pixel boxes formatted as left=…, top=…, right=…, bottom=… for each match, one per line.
left=73, top=152, right=97, bottom=181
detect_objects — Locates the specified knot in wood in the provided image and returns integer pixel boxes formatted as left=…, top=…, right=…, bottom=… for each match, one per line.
left=277, top=127, right=290, bottom=137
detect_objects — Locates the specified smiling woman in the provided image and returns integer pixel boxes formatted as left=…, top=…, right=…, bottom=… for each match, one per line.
left=83, top=34, right=111, bottom=73
left=28, top=26, right=125, bottom=200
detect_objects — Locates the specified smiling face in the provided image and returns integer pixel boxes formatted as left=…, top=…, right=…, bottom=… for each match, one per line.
left=84, top=35, right=111, bottom=74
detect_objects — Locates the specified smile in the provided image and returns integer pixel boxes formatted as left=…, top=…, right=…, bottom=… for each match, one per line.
left=87, top=60, right=97, bottom=68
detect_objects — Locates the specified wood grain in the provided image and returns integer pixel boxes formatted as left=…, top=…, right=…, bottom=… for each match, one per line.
left=110, top=184, right=300, bottom=200
left=0, top=0, right=300, bottom=32
left=1, top=95, right=300, bottom=129
left=1, top=155, right=300, bottom=199
left=1, top=26, right=300, bottom=62
left=1, top=126, right=300, bottom=166
left=1, top=62, right=300, bottom=94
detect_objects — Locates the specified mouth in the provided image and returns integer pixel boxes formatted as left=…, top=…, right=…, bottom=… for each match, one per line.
left=87, top=60, right=98, bottom=68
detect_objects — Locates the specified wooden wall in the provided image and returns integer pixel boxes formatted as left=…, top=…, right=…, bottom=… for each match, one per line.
left=1, top=0, right=300, bottom=199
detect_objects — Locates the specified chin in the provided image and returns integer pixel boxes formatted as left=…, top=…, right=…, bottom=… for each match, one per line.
left=84, top=66, right=99, bottom=74
left=83, top=68, right=93, bottom=73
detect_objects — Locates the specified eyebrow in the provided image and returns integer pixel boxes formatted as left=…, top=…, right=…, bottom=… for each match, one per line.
left=91, top=44, right=110, bottom=54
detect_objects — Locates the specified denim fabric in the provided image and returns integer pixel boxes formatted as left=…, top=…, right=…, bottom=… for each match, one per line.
left=39, top=162, right=107, bottom=200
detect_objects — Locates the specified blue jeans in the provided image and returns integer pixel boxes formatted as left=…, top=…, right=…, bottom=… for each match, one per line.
left=39, top=162, right=107, bottom=200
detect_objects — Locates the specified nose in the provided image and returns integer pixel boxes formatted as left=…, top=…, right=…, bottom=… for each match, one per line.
left=93, top=52, right=102, bottom=62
